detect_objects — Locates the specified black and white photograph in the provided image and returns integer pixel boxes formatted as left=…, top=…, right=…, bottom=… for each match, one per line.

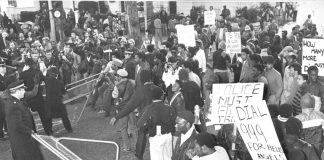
left=0, top=0, right=324, bottom=160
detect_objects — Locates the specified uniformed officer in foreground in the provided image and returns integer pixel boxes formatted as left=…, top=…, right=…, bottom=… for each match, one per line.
left=3, top=80, right=44, bottom=160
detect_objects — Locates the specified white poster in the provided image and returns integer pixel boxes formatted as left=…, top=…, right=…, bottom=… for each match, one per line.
left=302, top=39, right=324, bottom=76
left=17, top=0, right=34, bottom=8
left=206, top=83, right=264, bottom=126
left=234, top=101, right=287, bottom=160
left=225, top=32, right=241, bottom=59
left=176, top=25, right=195, bottom=47
left=204, top=11, right=216, bottom=26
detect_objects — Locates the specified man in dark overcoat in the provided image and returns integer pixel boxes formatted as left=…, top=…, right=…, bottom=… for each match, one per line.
left=3, top=79, right=44, bottom=160
left=44, top=66, right=72, bottom=135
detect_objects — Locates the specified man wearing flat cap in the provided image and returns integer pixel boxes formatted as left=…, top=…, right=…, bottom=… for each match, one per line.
left=3, top=80, right=44, bottom=160
left=172, top=111, right=198, bottom=160
left=112, top=69, right=136, bottom=151
left=264, top=55, right=283, bottom=106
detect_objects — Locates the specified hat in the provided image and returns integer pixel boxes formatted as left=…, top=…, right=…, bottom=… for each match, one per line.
left=120, top=37, right=127, bottom=43
left=195, top=132, right=217, bottom=149
left=117, top=69, right=128, bottom=77
left=151, top=86, right=164, bottom=100
left=285, top=117, right=302, bottom=135
left=177, top=111, right=195, bottom=124
left=245, top=25, right=251, bottom=31
left=7, top=80, right=25, bottom=91
left=125, top=49, right=134, bottom=54
left=218, top=41, right=226, bottom=50
left=278, top=104, right=292, bottom=119
left=42, top=37, right=49, bottom=41
left=111, top=58, right=123, bottom=67
left=263, top=55, right=275, bottom=64
left=128, top=39, right=135, bottom=44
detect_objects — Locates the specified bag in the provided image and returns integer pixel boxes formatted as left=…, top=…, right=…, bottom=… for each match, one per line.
left=294, top=139, right=321, bottom=160
left=78, top=60, right=88, bottom=74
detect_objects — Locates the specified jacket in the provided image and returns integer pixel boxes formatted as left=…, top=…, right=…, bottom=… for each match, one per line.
left=3, top=92, right=44, bottom=160
left=172, top=129, right=197, bottom=160
left=115, top=82, right=155, bottom=120
left=169, top=92, right=186, bottom=114
left=181, top=81, right=203, bottom=112
left=137, top=101, right=176, bottom=137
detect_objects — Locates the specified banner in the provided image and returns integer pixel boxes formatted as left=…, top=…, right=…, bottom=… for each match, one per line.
left=204, top=11, right=216, bottom=26
left=176, top=25, right=196, bottom=47
left=302, top=39, right=324, bottom=76
left=225, top=32, right=241, bottom=60
left=252, top=22, right=261, bottom=34
left=206, top=83, right=264, bottom=126
left=234, top=101, right=287, bottom=160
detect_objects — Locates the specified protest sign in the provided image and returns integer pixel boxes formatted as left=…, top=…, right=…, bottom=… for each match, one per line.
left=234, top=101, right=287, bottom=160
left=176, top=25, right=195, bottom=47
left=252, top=22, right=261, bottom=34
left=206, top=83, right=264, bottom=126
left=204, top=11, right=216, bottom=26
left=225, top=32, right=241, bottom=60
left=302, top=39, right=324, bottom=76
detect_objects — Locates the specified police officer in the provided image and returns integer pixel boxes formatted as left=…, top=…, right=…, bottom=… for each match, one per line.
left=0, top=59, right=17, bottom=140
left=44, top=66, right=73, bottom=135
left=3, top=80, right=44, bottom=160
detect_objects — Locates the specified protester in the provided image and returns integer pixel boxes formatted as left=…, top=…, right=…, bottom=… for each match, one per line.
left=264, top=55, right=283, bottom=105
left=137, top=86, right=176, bottom=160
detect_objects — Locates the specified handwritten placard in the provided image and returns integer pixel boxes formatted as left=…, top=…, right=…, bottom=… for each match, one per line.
left=226, top=32, right=241, bottom=59
left=206, top=83, right=264, bottom=126
left=176, top=25, right=196, bottom=47
left=302, top=39, right=324, bottom=76
left=234, top=101, right=287, bottom=160
left=204, top=11, right=216, bottom=26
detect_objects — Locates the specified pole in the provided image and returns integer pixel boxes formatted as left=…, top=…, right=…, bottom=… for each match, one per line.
left=48, top=0, right=56, bottom=42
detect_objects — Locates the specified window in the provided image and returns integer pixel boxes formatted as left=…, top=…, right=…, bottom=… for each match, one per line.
left=8, top=0, right=17, bottom=7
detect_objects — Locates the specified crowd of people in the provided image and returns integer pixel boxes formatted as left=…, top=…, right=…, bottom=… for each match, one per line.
left=0, top=2, right=323, bottom=160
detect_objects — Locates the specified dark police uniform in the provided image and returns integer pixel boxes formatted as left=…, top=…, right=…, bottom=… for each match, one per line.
left=3, top=80, right=44, bottom=160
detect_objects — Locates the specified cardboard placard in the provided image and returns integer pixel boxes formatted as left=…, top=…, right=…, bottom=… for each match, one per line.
left=302, top=39, right=324, bottom=76
left=206, top=83, right=264, bottom=126
left=234, top=101, right=287, bottom=160
left=225, top=32, right=241, bottom=60
left=176, top=25, right=196, bottom=47
left=204, top=11, right=216, bottom=26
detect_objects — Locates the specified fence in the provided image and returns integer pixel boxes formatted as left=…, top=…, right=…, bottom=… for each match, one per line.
left=32, top=134, right=119, bottom=160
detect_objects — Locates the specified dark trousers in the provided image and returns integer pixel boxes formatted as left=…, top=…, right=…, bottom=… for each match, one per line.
left=0, top=112, right=5, bottom=137
left=135, top=127, right=147, bottom=160
left=47, top=115, right=72, bottom=134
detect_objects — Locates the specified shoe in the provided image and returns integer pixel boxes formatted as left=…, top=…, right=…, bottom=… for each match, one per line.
left=98, top=110, right=105, bottom=114
left=121, top=148, right=131, bottom=152
left=67, top=129, right=73, bottom=133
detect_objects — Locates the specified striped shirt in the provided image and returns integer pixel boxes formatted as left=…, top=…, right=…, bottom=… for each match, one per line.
left=292, top=89, right=302, bottom=116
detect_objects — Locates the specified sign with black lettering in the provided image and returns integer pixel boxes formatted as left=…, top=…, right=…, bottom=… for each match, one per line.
left=206, top=83, right=264, bottom=126
left=226, top=32, right=241, bottom=59
left=302, top=39, right=324, bottom=75
left=234, top=101, right=287, bottom=160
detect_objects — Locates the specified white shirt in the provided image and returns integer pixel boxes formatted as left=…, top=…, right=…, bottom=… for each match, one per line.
left=189, top=71, right=201, bottom=88
left=192, top=146, right=230, bottom=160
left=180, top=125, right=195, bottom=146
left=193, top=49, right=206, bottom=73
